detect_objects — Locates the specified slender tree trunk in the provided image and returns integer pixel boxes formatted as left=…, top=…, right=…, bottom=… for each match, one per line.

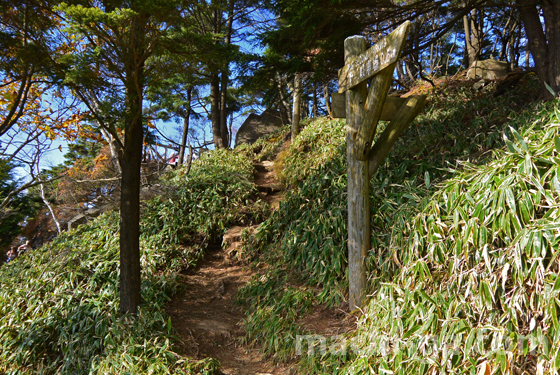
left=396, top=60, right=409, bottom=88
left=219, top=74, right=229, bottom=147
left=219, top=0, right=235, bottom=148
left=39, top=178, right=61, bottom=234
left=463, top=11, right=476, bottom=66
left=291, top=73, right=302, bottom=140
left=185, top=145, right=194, bottom=176
left=88, top=91, right=122, bottom=174
left=276, top=73, right=291, bottom=125
left=312, top=82, right=318, bottom=118
left=210, top=2, right=224, bottom=148
left=178, top=87, right=192, bottom=165
left=100, top=128, right=122, bottom=175
left=119, top=97, right=143, bottom=315
left=119, top=14, right=145, bottom=316
left=210, top=75, right=224, bottom=148
left=323, top=85, right=333, bottom=118
left=228, top=112, right=234, bottom=148
left=542, top=1, right=560, bottom=95
left=471, top=9, right=483, bottom=60
left=404, top=59, right=418, bottom=83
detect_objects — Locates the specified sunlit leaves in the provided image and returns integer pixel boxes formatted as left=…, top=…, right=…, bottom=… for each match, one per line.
left=0, top=148, right=259, bottom=374
left=0, top=78, right=87, bottom=141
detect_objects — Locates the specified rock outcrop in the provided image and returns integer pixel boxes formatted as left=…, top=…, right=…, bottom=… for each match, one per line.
left=467, top=59, right=509, bottom=80
left=235, top=109, right=283, bottom=147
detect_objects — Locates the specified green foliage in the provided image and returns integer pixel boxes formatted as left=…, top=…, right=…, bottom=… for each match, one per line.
left=237, top=125, right=291, bottom=162
left=0, top=149, right=259, bottom=374
left=301, top=100, right=560, bottom=375
left=238, top=78, right=552, bottom=370
left=143, top=149, right=267, bottom=248
left=275, top=117, right=346, bottom=186
left=0, top=159, right=41, bottom=248
left=238, top=270, right=312, bottom=362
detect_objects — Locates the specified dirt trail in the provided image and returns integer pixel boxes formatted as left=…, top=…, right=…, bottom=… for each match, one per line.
left=166, top=160, right=295, bottom=375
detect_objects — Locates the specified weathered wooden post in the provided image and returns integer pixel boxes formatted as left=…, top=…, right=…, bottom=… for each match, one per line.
left=344, top=36, right=370, bottom=311
left=336, top=21, right=427, bottom=310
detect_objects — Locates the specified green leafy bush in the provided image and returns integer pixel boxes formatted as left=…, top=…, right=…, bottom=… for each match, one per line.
left=301, top=102, right=560, bottom=374
left=239, top=77, right=552, bottom=369
left=0, top=148, right=260, bottom=374
left=237, top=125, right=291, bottom=162
left=143, top=149, right=267, bottom=249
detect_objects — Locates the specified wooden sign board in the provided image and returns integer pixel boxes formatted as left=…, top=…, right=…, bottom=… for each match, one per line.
left=339, top=21, right=427, bottom=311
left=338, top=21, right=410, bottom=93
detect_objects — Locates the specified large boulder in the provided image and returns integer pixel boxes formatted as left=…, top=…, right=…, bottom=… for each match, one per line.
left=467, top=59, right=509, bottom=80
left=66, top=204, right=110, bottom=231
left=67, top=214, right=88, bottom=231
left=235, top=109, right=284, bottom=147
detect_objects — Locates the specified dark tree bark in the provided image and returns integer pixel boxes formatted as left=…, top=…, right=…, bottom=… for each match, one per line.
left=291, top=73, right=302, bottom=140
left=209, top=2, right=225, bottom=149
left=219, top=0, right=235, bottom=148
left=323, top=85, right=333, bottom=118
left=463, top=8, right=484, bottom=67
left=276, top=73, right=291, bottom=125
left=516, top=0, right=559, bottom=99
left=210, top=74, right=224, bottom=148
left=178, top=87, right=192, bottom=166
left=119, top=14, right=146, bottom=316
left=312, top=82, right=318, bottom=118
left=542, top=0, right=560, bottom=94
left=219, top=73, right=229, bottom=148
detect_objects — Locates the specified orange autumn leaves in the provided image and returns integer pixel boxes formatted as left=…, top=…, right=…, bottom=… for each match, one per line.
left=0, top=79, right=89, bottom=141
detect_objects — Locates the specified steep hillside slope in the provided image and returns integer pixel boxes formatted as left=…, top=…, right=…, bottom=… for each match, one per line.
left=239, top=75, right=560, bottom=374
left=0, top=150, right=265, bottom=374
left=0, top=74, right=551, bottom=375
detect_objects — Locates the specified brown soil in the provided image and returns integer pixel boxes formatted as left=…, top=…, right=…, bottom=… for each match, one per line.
left=166, top=159, right=294, bottom=374
left=166, top=246, right=295, bottom=375
left=253, top=161, right=283, bottom=210
left=166, top=155, right=355, bottom=374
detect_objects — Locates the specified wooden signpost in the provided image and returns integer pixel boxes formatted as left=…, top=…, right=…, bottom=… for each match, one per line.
left=336, top=21, right=428, bottom=310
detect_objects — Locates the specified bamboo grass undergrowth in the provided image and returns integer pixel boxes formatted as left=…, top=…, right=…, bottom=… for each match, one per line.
left=238, top=77, right=560, bottom=375
left=0, top=149, right=263, bottom=374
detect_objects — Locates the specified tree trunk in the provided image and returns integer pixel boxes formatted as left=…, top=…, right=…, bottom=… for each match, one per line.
left=516, top=0, right=557, bottom=99
left=345, top=36, right=370, bottom=310
left=542, top=1, right=560, bottom=95
left=291, top=73, right=302, bottom=140
left=210, top=2, right=225, bottom=147
left=228, top=112, right=234, bottom=148
left=404, top=58, right=418, bottom=84
left=185, top=144, right=194, bottom=176
left=312, top=83, right=318, bottom=118
left=210, top=74, right=224, bottom=148
left=396, top=60, right=406, bottom=88
left=39, top=178, right=62, bottom=234
left=100, top=128, right=122, bottom=175
left=119, top=101, right=143, bottom=316
left=119, top=14, right=145, bottom=316
left=219, top=0, right=235, bottom=148
left=463, top=10, right=476, bottom=66
left=471, top=9, right=484, bottom=60
left=276, top=73, right=291, bottom=125
left=178, top=87, right=192, bottom=166
left=323, top=85, right=333, bottom=118
left=219, top=74, right=229, bottom=148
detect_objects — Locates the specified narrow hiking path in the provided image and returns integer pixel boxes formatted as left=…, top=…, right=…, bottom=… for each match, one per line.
left=166, top=159, right=295, bottom=375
